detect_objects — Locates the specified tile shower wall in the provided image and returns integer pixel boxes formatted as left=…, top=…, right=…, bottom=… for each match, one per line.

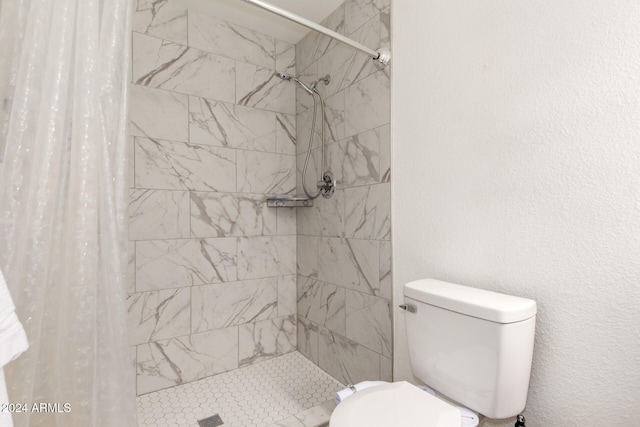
left=128, top=0, right=298, bottom=395
left=295, top=0, right=392, bottom=384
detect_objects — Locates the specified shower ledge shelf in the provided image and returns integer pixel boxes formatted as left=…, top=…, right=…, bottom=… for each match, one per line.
left=266, top=194, right=313, bottom=208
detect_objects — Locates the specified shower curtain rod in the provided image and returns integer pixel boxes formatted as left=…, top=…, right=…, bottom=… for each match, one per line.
left=238, top=0, right=391, bottom=65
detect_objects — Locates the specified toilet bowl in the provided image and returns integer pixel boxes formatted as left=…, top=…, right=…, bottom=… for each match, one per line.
left=329, top=381, right=461, bottom=427
left=330, top=279, right=537, bottom=426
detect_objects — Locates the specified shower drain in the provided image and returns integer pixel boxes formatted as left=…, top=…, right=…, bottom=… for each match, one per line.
left=197, top=414, right=224, bottom=427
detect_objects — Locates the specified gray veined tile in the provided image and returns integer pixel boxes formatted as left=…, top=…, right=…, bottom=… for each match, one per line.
left=237, top=151, right=296, bottom=194
left=328, top=129, right=381, bottom=189
left=342, top=11, right=383, bottom=84
left=132, top=0, right=188, bottom=45
left=188, top=96, right=276, bottom=151
left=345, top=0, right=390, bottom=35
left=296, top=147, right=321, bottom=196
left=136, top=327, right=238, bottom=394
left=295, top=400, right=337, bottom=427
left=379, top=240, right=392, bottom=299
left=380, top=355, right=392, bottom=382
left=297, top=278, right=346, bottom=335
left=380, top=7, right=391, bottom=51
left=318, top=327, right=380, bottom=385
left=362, top=10, right=391, bottom=81
left=378, top=124, right=391, bottom=183
left=324, top=91, right=346, bottom=144
left=128, top=189, right=190, bottom=240
left=295, top=63, right=318, bottom=116
left=344, top=70, right=390, bottom=137
left=321, top=4, right=347, bottom=33
left=130, top=347, right=137, bottom=379
left=275, top=113, right=296, bottom=155
left=238, top=315, right=296, bottom=366
left=317, top=238, right=379, bottom=295
left=134, top=138, right=236, bottom=192
left=188, top=10, right=275, bottom=69
left=345, top=290, right=392, bottom=357
left=296, top=204, right=322, bottom=236
left=317, top=44, right=375, bottom=99
left=136, top=238, right=237, bottom=291
left=313, top=8, right=381, bottom=97
left=132, top=32, right=235, bottom=102
left=127, top=240, right=136, bottom=295
left=297, top=316, right=319, bottom=365
left=236, top=62, right=295, bottom=115
left=128, top=136, right=135, bottom=189
left=191, top=278, right=278, bottom=332
left=127, top=288, right=191, bottom=346
left=297, top=235, right=318, bottom=278
left=348, top=7, right=382, bottom=49
left=345, top=183, right=391, bottom=240
left=266, top=416, right=304, bottom=427
left=237, top=236, right=296, bottom=280
left=275, top=40, right=295, bottom=74
left=190, top=192, right=276, bottom=238
left=278, top=275, right=297, bottom=317
left=320, top=188, right=345, bottom=238
left=296, top=5, right=345, bottom=73
left=296, top=187, right=322, bottom=236
left=129, top=84, right=188, bottom=142
left=276, top=206, right=297, bottom=236
left=296, top=101, right=322, bottom=155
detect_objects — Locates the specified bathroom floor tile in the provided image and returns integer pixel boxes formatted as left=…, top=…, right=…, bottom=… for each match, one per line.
left=292, top=400, right=336, bottom=427
left=137, top=351, right=344, bottom=427
left=265, top=416, right=304, bottom=427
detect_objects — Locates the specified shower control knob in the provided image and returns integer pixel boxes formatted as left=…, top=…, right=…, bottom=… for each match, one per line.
left=319, top=171, right=336, bottom=199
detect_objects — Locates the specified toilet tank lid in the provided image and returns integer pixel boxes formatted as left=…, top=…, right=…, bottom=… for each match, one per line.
left=404, top=279, right=536, bottom=324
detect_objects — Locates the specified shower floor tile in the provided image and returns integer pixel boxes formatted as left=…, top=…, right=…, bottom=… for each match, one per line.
left=137, top=351, right=344, bottom=427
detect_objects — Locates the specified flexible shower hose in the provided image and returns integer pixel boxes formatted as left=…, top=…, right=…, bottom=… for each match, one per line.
left=301, top=87, right=326, bottom=200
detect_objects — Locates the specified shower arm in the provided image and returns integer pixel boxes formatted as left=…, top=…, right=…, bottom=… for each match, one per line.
left=238, top=0, right=391, bottom=65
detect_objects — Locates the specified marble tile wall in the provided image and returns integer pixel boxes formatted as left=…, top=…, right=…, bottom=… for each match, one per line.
left=128, top=0, right=297, bottom=395
left=295, top=0, right=392, bottom=385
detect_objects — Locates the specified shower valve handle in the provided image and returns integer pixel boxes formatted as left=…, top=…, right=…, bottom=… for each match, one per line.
left=318, top=171, right=336, bottom=199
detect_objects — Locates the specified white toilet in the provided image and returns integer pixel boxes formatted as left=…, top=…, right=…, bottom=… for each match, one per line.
left=330, top=279, right=537, bottom=427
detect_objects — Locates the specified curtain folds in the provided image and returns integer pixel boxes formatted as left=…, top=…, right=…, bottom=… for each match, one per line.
left=0, top=0, right=136, bottom=425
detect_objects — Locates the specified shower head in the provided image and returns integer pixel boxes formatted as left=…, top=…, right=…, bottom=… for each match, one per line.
left=275, top=71, right=314, bottom=96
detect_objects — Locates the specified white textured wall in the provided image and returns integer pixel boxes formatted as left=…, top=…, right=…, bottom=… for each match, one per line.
left=392, top=0, right=640, bottom=425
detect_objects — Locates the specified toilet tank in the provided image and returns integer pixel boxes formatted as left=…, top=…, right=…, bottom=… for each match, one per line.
left=403, top=279, right=536, bottom=419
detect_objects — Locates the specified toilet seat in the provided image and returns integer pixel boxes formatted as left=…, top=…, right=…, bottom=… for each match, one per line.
left=329, top=381, right=461, bottom=427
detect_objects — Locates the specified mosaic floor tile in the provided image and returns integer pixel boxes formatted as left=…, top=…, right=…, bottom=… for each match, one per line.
left=137, top=351, right=343, bottom=427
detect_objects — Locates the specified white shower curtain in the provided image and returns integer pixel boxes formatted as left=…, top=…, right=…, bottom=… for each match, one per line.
left=0, top=0, right=136, bottom=426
